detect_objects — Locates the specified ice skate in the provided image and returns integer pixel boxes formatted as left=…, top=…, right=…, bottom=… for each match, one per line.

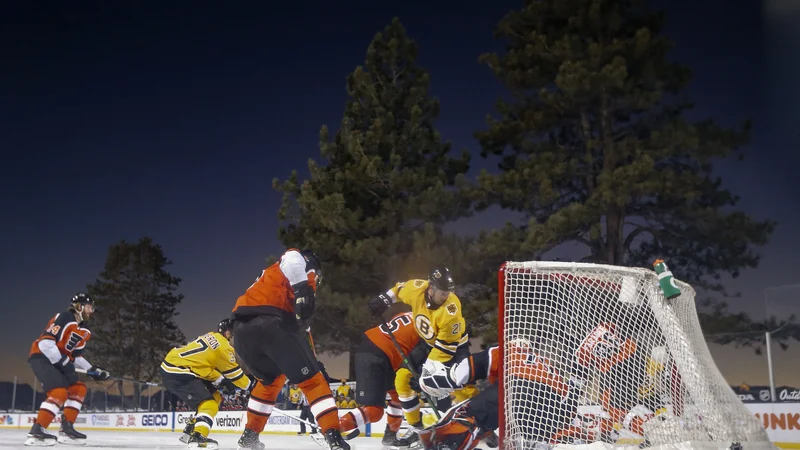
left=58, top=420, right=87, bottom=445
left=187, top=432, right=218, bottom=449
left=237, top=428, right=265, bottom=450
left=323, top=429, right=351, bottom=450
left=24, top=423, right=57, bottom=447
left=179, top=417, right=196, bottom=444
left=393, top=430, right=422, bottom=450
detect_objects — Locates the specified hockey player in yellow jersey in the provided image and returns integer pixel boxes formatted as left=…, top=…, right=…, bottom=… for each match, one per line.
left=160, top=319, right=251, bottom=449
left=368, top=266, right=478, bottom=435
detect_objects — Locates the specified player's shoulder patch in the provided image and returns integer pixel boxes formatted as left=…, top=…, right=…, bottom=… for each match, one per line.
left=413, top=279, right=426, bottom=288
left=446, top=303, right=458, bottom=315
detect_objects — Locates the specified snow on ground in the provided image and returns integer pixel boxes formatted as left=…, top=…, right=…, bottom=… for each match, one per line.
left=0, top=429, right=386, bottom=450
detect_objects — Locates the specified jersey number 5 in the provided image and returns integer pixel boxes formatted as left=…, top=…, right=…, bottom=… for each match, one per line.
left=179, top=338, right=210, bottom=358
left=379, top=314, right=412, bottom=335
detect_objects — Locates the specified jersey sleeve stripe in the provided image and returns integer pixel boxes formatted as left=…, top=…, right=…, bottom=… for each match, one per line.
left=433, top=341, right=457, bottom=356
left=434, top=339, right=460, bottom=351
left=226, top=371, right=245, bottom=382
left=221, top=366, right=242, bottom=375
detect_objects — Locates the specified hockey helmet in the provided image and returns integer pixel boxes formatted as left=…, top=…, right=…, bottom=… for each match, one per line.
left=429, top=266, right=455, bottom=292
left=218, top=318, right=233, bottom=335
left=300, top=249, right=322, bottom=284
left=71, top=293, right=94, bottom=306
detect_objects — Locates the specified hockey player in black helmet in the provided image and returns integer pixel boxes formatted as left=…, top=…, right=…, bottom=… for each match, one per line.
left=26, top=292, right=111, bottom=446
left=161, top=319, right=252, bottom=449
left=367, top=265, right=477, bottom=444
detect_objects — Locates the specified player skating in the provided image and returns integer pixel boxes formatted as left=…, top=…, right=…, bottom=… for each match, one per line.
left=368, top=267, right=477, bottom=437
left=231, top=248, right=349, bottom=450
left=338, top=311, right=422, bottom=448
left=160, top=319, right=251, bottom=449
left=26, top=293, right=111, bottom=446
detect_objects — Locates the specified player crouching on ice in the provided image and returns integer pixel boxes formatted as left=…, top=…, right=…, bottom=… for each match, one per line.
left=416, top=339, right=580, bottom=450
left=26, top=293, right=111, bottom=446
left=160, top=319, right=252, bottom=449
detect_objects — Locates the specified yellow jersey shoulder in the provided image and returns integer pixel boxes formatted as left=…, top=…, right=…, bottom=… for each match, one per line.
left=391, top=279, right=429, bottom=306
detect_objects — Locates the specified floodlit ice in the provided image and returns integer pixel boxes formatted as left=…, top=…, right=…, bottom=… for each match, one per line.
left=0, top=429, right=385, bottom=450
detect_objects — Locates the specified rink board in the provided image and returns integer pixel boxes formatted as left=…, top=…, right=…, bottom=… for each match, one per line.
left=0, top=403, right=797, bottom=447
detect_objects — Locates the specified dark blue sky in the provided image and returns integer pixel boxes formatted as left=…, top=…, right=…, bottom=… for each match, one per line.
left=2, top=0, right=798, bottom=386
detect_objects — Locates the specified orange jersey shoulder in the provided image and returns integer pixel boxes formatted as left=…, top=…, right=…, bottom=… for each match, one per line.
left=233, top=261, right=294, bottom=316
left=232, top=249, right=318, bottom=318
left=364, top=312, right=419, bottom=371
left=29, top=311, right=91, bottom=359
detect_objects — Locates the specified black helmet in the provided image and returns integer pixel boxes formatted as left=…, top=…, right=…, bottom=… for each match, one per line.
left=300, top=249, right=322, bottom=284
left=218, top=318, right=233, bottom=335
left=71, top=293, right=94, bottom=306
left=429, top=266, right=455, bottom=291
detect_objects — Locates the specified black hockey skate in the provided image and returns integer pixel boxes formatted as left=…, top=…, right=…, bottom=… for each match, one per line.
left=24, top=423, right=57, bottom=447
left=237, top=428, right=265, bottom=450
left=58, top=419, right=87, bottom=445
left=179, top=417, right=196, bottom=444
left=394, top=430, right=422, bottom=450
left=323, top=429, right=351, bottom=450
left=381, top=428, right=399, bottom=446
left=187, top=431, right=218, bottom=449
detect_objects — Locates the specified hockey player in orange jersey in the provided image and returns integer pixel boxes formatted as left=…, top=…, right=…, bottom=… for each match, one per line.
left=338, top=312, right=424, bottom=447
left=417, top=340, right=579, bottom=450
left=26, top=293, right=112, bottom=446
left=231, top=248, right=348, bottom=450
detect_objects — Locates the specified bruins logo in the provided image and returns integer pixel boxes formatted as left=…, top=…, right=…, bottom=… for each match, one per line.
left=446, top=303, right=457, bottom=315
left=414, top=315, right=435, bottom=340
left=413, top=279, right=426, bottom=288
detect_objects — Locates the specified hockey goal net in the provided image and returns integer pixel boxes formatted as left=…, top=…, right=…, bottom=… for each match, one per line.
left=498, top=261, right=772, bottom=450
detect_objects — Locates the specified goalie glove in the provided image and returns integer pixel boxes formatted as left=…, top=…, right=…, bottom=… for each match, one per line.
left=419, top=359, right=459, bottom=400
left=368, top=293, right=392, bottom=317
left=88, top=366, right=111, bottom=381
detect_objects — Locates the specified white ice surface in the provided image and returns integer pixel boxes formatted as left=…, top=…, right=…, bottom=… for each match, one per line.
left=0, top=429, right=386, bottom=450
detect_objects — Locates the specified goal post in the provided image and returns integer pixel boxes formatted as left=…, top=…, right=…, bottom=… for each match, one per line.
left=498, top=261, right=773, bottom=450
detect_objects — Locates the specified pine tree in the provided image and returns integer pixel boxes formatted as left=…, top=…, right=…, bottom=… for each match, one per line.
left=86, top=237, right=185, bottom=383
left=274, top=18, right=470, bottom=375
left=475, top=0, right=777, bottom=346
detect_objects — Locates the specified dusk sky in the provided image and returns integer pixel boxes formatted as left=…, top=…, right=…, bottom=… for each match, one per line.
left=1, top=0, right=798, bottom=388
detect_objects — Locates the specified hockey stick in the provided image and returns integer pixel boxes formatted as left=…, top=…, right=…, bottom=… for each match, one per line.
left=270, top=407, right=327, bottom=448
left=379, top=316, right=442, bottom=420
left=76, top=368, right=160, bottom=387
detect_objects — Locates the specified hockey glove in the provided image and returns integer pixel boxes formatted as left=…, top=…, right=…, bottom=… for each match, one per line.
left=88, top=366, right=111, bottom=381
left=55, top=356, right=79, bottom=385
left=419, top=359, right=459, bottom=400
left=214, top=377, right=238, bottom=395
left=368, top=293, right=392, bottom=317
left=293, top=281, right=316, bottom=321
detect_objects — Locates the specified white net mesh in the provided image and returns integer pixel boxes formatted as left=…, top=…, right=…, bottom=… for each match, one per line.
left=500, top=261, right=770, bottom=450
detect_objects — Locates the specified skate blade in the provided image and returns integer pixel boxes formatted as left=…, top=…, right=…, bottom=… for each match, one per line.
left=24, top=437, right=57, bottom=447
left=188, top=443, right=218, bottom=450
left=57, top=435, right=86, bottom=446
left=179, top=434, right=191, bottom=444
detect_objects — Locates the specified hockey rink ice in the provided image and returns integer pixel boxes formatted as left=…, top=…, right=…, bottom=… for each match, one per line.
left=0, top=429, right=387, bottom=450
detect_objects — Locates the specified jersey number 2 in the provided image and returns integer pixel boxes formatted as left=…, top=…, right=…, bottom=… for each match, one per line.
left=380, top=314, right=412, bottom=335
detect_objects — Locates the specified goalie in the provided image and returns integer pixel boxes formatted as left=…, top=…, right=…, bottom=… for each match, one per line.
left=417, top=340, right=579, bottom=449
left=572, top=322, right=675, bottom=445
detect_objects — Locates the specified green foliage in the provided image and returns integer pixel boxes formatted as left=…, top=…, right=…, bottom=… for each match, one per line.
left=474, top=0, right=778, bottom=348
left=86, top=237, right=185, bottom=382
left=273, top=18, right=471, bottom=360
